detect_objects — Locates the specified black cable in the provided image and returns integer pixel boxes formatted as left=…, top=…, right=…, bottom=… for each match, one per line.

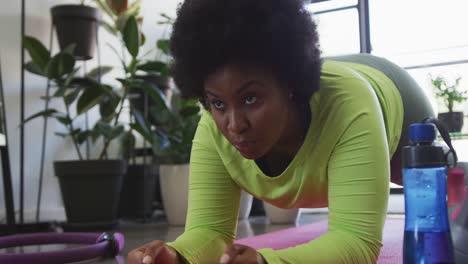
left=422, top=117, right=458, bottom=167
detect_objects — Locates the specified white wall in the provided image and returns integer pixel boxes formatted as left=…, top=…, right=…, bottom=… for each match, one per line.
left=0, top=0, right=182, bottom=223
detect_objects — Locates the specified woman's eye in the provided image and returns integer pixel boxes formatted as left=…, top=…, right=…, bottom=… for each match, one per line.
left=244, top=95, right=257, bottom=105
left=211, top=100, right=225, bottom=109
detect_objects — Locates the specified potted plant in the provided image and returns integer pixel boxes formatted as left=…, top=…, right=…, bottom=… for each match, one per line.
left=51, top=0, right=102, bottom=60
left=137, top=12, right=174, bottom=117
left=93, top=0, right=174, bottom=219
left=238, top=191, right=253, bottom=220
left=94, top=1, right=173, bottom=122
left=21, top=14, right=152, bottom=229
left=133, top=88, right=201, bottom=225
left=431, top=75, right=468, bottom=132
left=263, top=203, right=300, bottom=224
left=23, top=35, right=127, bottom=230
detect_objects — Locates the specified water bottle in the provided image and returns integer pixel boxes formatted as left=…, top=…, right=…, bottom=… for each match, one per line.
left=402, top=123, right=455, bottom=264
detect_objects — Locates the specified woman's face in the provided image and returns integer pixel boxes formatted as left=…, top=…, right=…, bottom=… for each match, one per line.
left=204, top=64, right=296, bottom=160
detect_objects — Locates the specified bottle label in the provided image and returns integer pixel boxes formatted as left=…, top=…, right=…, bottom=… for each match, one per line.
left=403, top=167, right=450, bottom=232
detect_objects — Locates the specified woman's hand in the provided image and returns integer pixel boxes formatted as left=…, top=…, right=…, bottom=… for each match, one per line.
left=127, top=240, right=180, bottom=264
left=219, top=244, right=266, bottom=264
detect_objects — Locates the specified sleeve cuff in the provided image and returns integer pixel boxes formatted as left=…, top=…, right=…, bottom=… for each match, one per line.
left=166, top=229, right=231, bottom=264
left=258, top=248, right=279, bottom=264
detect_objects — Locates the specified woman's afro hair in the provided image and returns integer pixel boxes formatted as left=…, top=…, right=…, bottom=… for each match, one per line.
left=170, top=0, right=322, bottom=107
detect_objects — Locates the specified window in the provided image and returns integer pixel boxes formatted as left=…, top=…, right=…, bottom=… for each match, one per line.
left=307, top=0, right=357, bottom=13
left=370, top=0, right=468, bottom=68
left=306, top=0, right=360, bottom=56
left=312, top=9, right=360, bottom=56
left=306, top=0, right=468, bottom=135
left=370, top=0, right=468, bottom=136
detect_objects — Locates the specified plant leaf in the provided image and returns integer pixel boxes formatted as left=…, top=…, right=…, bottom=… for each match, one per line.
left=86, top=66, right=113, bottom=80
left=170, top=93, right=181, bottom=112
left=62, top=43, right=76, bottom=55
left=157, top=39, right=170, bottom=55
left=181, top=117, right=200, bottom=144
left=140, top=32, right=146, bottom=46
left=179, top=105, right=200, bottom=117
left=149, top=106, right=172, bottom=126
left=116, top=13, right=129, bottom=33
left=55, top=132, right=68, bottom=138
left=69, top=128, right=80, bottom=136
left=136, top=61, right=166, bottom=73
left=110, top=125, right=125, bottom=140
left=76, top=130, right=92, bottom=144
left=53, top=86, right=69, bottom=97
left=77, top=85, right=105, bottom=115
left=99, top=97, right=119, bottom=121
left=99, top=85, right=121, bottom=121
left=123, top=15, right=139, bottom=58
left=93, top=121, right=112, bottom=139
left=137, top=81, right=168, bottom=111
left=94, top=0, right=117, bottom=19
left=23, top=36, right=51, bottom=72
left=56, top=116, right=73, bottom=125
left=68, top=77, right=98, bottom=89
left=100, top=83, right=120, bottom=97
left=125, top=0, right=141, bottom=17
left=46, top=52, right=75, bottom=79
left=130, top=123, right=151, bottom=145
left=120, top=130, right=136, bottom=159
left=64, top=88, right=82, bottom=106
left=129, top=0, right=141, bottom=10
left=102, top=21, right=119, bottom=36
left=25, top=61, right=45, bottom=76
left=132, top=110, right=152, bottom=141
left=64, top=67, right=81, bottom=87
left=159, top=13, right=173, bottom=22
left=116, top=77, right=131, bottom=87
left=128, top=58, right=138, bottom=75
left=23, top=109, right=61, bottom=124
left=151, top=131, right=170, bottom=156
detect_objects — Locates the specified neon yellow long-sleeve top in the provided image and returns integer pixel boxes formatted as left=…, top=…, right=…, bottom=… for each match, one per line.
left=167, top=59, right=404, bottom=263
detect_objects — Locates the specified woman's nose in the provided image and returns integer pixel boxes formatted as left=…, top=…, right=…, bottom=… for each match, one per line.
left=227, top=109, right=248, bottom=134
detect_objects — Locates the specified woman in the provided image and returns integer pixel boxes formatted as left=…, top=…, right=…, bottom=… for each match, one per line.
left=128, top=0, right=434, bottom=263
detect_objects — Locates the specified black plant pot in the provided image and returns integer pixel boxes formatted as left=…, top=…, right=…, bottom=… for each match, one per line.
left=438, top=112, right=465, bottom=133
left=51, top=5, right=101, bottom=61
left=118, top=164, right=161, bottom=219
left=54, top=160, right=127, bottom=230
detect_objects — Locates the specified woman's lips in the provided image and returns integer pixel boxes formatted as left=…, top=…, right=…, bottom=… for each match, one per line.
left=233, top=140, right=256, bottom=153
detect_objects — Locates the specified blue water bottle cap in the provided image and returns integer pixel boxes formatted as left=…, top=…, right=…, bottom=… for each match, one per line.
left=409, top=123, right=436, bottom=143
